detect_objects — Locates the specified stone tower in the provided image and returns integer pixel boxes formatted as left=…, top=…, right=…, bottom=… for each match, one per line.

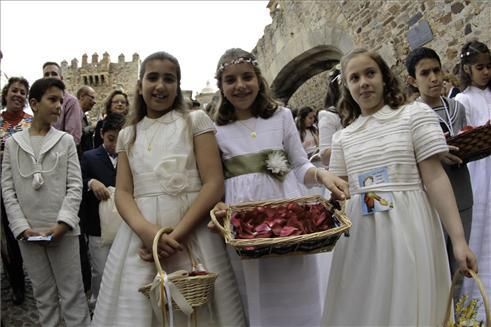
left=60, top=52, right=140, bottom=122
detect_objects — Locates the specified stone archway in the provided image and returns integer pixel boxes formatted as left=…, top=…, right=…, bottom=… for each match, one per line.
left=254, top=21, right=354, bottom=104
left=270, top=45, right=342, bottom=104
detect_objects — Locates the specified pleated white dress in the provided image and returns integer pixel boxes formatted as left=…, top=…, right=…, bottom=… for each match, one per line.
left=455, top=87, right=491, bottom=321
left=216, top=107, right=325, bottom=327
left=322, top=103, right=452, bottom=326
left=92, top=110, right=245, bottom=327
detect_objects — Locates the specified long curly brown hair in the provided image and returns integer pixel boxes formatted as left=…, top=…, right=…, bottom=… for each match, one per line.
left=214, top=48, right=279, bottom=126
left=338, top=48, right=406, bottom=127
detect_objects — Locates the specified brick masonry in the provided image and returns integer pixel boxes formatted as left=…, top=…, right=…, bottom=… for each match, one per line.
left=254, top=0, right=491, bottom=111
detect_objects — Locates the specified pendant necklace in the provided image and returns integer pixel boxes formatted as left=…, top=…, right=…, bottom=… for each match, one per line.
left=237, top=119, right=257, bottom=139
left=145, top=121, right=160, bottom=152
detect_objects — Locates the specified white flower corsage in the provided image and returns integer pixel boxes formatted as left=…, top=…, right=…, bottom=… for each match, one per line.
left=154, top=155, right=189, bottom=196
left=265, top=150, right=290, bottom=181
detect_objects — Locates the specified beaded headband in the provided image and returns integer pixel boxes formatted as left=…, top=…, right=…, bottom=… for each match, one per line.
left=216, top=57, right=259, bottom=76
left=460, top=51, right=472, bottom=59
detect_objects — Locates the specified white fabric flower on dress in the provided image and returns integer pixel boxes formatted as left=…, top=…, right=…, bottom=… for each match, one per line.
left=265, top=150, right=290, bottom=180
left=154, top=155, right=189, bottom=196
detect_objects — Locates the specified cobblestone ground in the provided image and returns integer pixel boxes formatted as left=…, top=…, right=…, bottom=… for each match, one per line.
left=1, top=272, right=39, bottom=327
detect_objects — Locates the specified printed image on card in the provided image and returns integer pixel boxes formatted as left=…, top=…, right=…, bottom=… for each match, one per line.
left=358, top=167, right=394, bottom=215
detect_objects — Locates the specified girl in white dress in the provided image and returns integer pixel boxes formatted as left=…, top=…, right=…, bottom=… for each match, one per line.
left=212, top=48, right=349, bottom=327
left=455, top=40, right=491, bottom=321
left=92, top=51, right=246, bottom=327
left=318, top=66, right=342, bottom=167
left=295, top=106, right=319, bottom=158
left=321, top=48, right=477, bottom=325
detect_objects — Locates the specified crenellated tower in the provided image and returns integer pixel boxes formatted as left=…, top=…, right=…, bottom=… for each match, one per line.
left=60, top=52, right=140, bottom=121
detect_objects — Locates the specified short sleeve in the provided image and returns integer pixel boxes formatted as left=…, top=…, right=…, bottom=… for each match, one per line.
left=409, top=103, right=448, bottom=162
left=190, top=110, right=215, bottom=136
left=116, top=126, right=133, bottom=153
left=328, top=129, right=347, bottom=176
left=318, top=110, right=342, bottom=152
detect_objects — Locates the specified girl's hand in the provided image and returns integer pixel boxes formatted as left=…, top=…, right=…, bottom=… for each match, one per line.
left=208, top=202, right=228, bottom=233
left=139, top=246, right=154, bottom=262
left=140, top=225, right=183, bottom=259
left=90, top=179, right=111, bottom=201
left=156, top=233, right=182, bottom=258
left=318, top=169, right=350, bottom=200
left=440, top=145, right=463, bottom=165
left=453, top=241, right=478, bottom=276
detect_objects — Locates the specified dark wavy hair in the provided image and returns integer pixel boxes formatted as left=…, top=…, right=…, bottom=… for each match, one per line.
left=295, top=106, right=318, bottom=142
left=1, top=76, right=30, bottom=108
left=338, top=48, right=406, bottom=127
left=104, top=89, right=129, bottom=115
left=214, top=48, right=279, bottom=125
left=458, top=40, right=491, bottom=90
left=126, top=51, right=187, bottom=149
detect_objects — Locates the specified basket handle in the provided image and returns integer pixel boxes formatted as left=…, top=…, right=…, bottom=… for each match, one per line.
left=151, top=227, right=197, bottom=276
left=209, top=203, right=228, bottom=235
left=443, top=268, right=490, bottom=326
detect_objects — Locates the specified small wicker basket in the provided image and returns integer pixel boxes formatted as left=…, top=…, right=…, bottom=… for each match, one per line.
left=210, top=195, right=351, bottom=259
left=447, top=124, right=491, bottom=163
left=444, top=269, right=490, bottom=327
left=138, top=228, right=217, bottom=313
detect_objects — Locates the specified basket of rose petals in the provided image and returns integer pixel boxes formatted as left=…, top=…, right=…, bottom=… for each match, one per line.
left=210, top=195, right=351, bottom=258
left=139, top=227, right=217, bottom=316
left=447, top=123, right=491, bottom=163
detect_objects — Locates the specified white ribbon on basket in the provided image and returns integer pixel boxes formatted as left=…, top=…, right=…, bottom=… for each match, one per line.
left=149, top=270, right=194, bottom=327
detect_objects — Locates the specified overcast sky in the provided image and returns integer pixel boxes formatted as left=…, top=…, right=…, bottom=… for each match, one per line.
left=0, top=0, right=272, bottom=96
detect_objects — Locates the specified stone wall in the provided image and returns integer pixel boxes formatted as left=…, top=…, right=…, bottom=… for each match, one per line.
left=255, top=0, right=491, bottom=111
left=61, top=52, right=140, bottom=121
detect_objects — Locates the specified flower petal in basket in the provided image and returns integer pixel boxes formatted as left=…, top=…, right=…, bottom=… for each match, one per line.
left=447, top=124, right=491, bottom=163
left=210, top=195, right=352, bottom=259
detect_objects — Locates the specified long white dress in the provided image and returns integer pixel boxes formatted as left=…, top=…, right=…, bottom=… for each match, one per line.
left=316, top=109, right=343, bottom=307
left=92, top=110, right=245, bottom=327
left=455, top=87, right=491, bottom=320
left=322, top=103, right=451, bottom=325
left=215, top=107, right=324, bottom=327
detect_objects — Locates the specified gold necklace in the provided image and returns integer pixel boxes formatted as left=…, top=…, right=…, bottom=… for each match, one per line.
left=144, top=116, right=177, bottom=151
left=237, top=119, right=257, bottom=138
left=145, top=121, right=160, bottom=152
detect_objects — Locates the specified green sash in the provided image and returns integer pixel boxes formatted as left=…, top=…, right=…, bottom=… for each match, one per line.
left=223, top=149, right=290, bottom=181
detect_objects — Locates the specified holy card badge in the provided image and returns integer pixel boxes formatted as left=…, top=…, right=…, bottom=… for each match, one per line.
left=358, top=167, right=394, bottom=215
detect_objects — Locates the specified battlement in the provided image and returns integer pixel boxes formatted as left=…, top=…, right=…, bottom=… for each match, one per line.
left=60, top=52, right=140, bottom=121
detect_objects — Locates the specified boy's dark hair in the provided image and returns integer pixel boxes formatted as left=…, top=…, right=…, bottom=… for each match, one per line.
left=42, top=61, right=61, bottom=70
left=1, top=76, right=30, bottom=107
left=102, top=112, right=125, bottom=134
left=29, top=78, right=65, bottom=102
left=405, top=47, right=441, bottom=78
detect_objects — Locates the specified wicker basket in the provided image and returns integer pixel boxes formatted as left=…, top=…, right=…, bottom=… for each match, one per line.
left=444, top=269, right=490, bottom=327
left=138, top=228, right=217, bottom=313
left=447, top=124, right=491, bottom=163
left=210, top=195, right=351, bottom=259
